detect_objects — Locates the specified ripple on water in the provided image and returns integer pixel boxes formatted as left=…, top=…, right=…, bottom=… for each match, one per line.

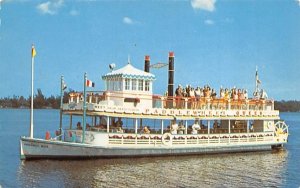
left=16, top=150, right=289, bottom=187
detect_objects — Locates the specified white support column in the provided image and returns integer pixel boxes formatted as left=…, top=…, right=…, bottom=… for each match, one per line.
left=185, top=120, right=188, bottom=134
left=107, top=116, right=110, bottom=133
left=207, top=120, right=210, bottom=143
left=161, top=119, right=164, bottom=134
left=69, top=114, right=73, bottom=129
left=89, top=95, right=92, bottom=103
left=247, top=120, right=250, bottom=142
left=208, top=120, right=210, bottom=134
left=228, top=120, right=231, bottom=143
left=135, top=118, right=138, bottom=134
left=185, top=98, right=188, bottom=109
left=247, top=120, right=249, bottom=133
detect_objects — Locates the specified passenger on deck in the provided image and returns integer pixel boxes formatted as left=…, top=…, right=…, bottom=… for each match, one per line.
left=260, top=89, right=268, bottom=99
left=178, top=122, right=185, bottom=134
left=142, top=126, right=150, bottom=134
left=191, top=120, right=201, bottom=134
left=189, top=87, right=196, bottom=109
left=239, top=89, right=245, bottom=100
left=175, top=84, right=184, bottom=108
left=213, top=120, right=219, bottom=129
left=211, top=89, right=217, bottom=99
left=100, top=116, right=107, bottom=126
left=117, top=127, right=123, bottom=133
left=171, top=120, right=179, bottom=134
left=86, top=123, right=91, bottom=130
left=195, top=87, right=201, bottom=109
left=224, top=88, right=230, bottom=100
left=220, top=88, right=225, bottom=99
left=76, top=122, right=82, bottom=130
left=232, top=88, right=238, bottom=100
left=116, top=117, right=123, bottom=128
left=244, top=90, right=248, bottom=99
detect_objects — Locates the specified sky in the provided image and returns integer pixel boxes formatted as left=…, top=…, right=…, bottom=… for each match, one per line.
left=0, top=0, right=300, bottom=100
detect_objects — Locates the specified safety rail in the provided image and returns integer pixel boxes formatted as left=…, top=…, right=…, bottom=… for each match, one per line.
left=65, top=91, right=274, bottom=111
left=107, top=132, right=275, bottom=146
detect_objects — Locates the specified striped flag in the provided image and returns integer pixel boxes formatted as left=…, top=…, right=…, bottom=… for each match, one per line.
left=256, top=70, right=261, bottom=84
left=31, top=45, right=36, bottom=57
left=62, top=82, right=67, bottom=90
left=86, top=80, right=95, bottom=87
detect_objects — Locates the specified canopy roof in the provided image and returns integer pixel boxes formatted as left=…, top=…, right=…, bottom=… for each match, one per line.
left=102, top=63, right=155, bottom=80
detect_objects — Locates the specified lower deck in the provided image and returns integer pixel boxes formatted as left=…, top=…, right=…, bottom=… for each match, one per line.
left=63, top=129, right=287, bottom=148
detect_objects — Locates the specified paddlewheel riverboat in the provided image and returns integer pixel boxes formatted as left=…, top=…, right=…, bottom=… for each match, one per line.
left=20, top=52, right=289, bottom=159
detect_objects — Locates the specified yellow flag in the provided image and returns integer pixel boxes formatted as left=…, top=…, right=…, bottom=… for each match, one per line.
left=31, top=45, right=36, bottom=57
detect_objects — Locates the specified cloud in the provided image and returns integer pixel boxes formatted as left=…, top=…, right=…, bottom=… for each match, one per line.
left=69, top=9, right=79, bottom=16
left=37, top=0, right=64, bottom=15
left=223, top=18, right=234, bottom=23
left=191, top=0, right=216, bottom=12
left=204, top=19, right=214, bottom=25
left=123, top=17, right=134, bottom=25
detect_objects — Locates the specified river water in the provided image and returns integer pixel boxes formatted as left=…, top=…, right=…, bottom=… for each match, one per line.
left=0, top=109, right=299, bottom=187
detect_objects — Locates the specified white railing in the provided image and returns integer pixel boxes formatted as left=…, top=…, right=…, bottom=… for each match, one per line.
left=107, top=132, right=275, bottom=146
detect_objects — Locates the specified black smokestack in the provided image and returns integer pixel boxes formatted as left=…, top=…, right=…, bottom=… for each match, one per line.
left=168, top=52, right=174, bottom=97
left=144, top=55, right=150, bottom=73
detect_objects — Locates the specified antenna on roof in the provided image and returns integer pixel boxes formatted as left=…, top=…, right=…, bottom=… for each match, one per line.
left=127, top=55, right=131, bottom=64
left=109, top=63, right=116, bottom=71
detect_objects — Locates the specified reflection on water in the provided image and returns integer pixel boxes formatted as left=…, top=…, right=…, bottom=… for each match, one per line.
left=17, top=150, right=288, bottom=187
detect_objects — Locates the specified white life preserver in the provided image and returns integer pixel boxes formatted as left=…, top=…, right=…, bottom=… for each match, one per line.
left=162, top=133, right=172, bottom=146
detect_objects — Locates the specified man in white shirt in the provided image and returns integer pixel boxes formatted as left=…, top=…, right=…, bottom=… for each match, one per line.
left=192, top=120, right=201, bottom=134
left=171, top=120, right=178, bottom=134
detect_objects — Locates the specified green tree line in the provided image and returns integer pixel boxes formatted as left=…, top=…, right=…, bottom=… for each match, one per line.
left=0, top=88, right=69, bottom=109
left=1, top=90, right=300, bottom=112
left=274, top=100, right=300, bottom=112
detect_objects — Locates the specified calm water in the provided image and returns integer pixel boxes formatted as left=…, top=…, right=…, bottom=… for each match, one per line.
left=0, top=109, right=299, bottom=187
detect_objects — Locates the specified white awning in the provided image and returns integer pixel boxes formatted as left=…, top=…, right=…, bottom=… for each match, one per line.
left=102, top=64, right=155, bottom=80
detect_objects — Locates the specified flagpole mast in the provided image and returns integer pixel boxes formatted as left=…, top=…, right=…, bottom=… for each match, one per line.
left=255, top=66, right=258, bottom=94
left=59, top=75, right=64, bottom=140
left=82, top=72, right=87, bottom=143
left=29, top=45, right=35, bottom=138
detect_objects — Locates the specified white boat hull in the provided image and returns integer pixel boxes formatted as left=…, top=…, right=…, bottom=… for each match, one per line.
left=20, top=137, right=284, bottom=160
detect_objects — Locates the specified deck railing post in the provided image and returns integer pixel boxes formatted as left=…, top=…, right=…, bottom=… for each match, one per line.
left=107, top=116, right=110, bottom=133
left=69, top=114, right=73, bottom=129
left=161, top=120, right=164, bottom=134
left=228, top=120, right=231, bottom=143
left=135, top=118, right=138, bottom=134
left=247, top=120, right=249, bottom=142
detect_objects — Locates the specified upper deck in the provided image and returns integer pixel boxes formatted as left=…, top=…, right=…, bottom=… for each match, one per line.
left=63, top=91, right=279, bottom=120
left=62, top=54, right=279, bottom=120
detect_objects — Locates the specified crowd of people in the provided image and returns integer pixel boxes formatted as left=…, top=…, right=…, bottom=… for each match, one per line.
left=174, top=84, right=268, bottom=101
left=175, top=84, right=251, bottom=100
left=172, top=84, right=269, bottom=109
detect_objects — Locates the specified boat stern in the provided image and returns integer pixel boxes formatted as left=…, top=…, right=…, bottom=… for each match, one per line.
left=20, top=137, right=26, bottom=160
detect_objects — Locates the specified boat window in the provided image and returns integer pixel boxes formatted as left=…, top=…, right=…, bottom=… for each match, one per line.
left=132, top=79, right=137, bottom=90
left=117, top=78, right=122, bottom=91
left=125, top=78, right=130, bottom=90
left=105, top=80, right=109, bottom=90
left=145, top=80, right=150, bottom=91
left=138, top=79, right=143, bottom=91
left=112, top=79, right=116, bottom=90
